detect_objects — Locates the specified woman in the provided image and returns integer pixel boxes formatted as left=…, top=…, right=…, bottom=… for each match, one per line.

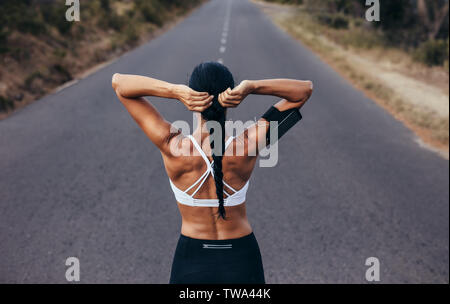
left=112, top=62, right=313, bottom=284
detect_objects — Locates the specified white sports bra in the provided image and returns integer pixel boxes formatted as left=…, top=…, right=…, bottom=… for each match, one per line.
left=169, top=135, right=249, bottom=207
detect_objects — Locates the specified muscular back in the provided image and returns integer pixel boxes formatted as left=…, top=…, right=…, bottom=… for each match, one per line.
left=162, top=131, right=258, bottom=240
left=112, top=73, right=313, bottom=240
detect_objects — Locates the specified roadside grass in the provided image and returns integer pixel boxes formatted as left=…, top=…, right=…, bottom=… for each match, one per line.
left=0, top=0, right=206, bottom=118
left=256, top=0, right=449, bottom=152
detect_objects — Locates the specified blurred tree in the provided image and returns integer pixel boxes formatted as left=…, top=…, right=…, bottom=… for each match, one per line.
left=100, top=0, right=111, bottom=12
left=417, top=0, right=449, bottom=40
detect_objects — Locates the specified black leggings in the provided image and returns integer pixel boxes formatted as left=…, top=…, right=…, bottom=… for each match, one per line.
left=169, top=232, right=265, bottom=284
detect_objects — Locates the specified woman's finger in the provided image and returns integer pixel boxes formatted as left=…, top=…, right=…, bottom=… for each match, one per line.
left=192, top=91, right=210, bottom=97
left=223, top=95, right=241, bottom=102
left=224, top=102, right=239, bottom=108
left=191, top=95, right=214, bottom=106
left=192, top=94, right=213, bottom=102
left=224, top=89, right=242, bottom=100
left=222, top=90, right=235, bottom=101
left=222, top=99, right=239, bottom=106
left=191, top=103, right=212, bottom=112
left=222, top=98, right=241, bottom=106
left=219, top=92, right=226, bottom=104
left=220, top=90, right=230, bottom=98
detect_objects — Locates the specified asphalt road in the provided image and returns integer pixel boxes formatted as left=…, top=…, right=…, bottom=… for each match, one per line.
left=0, top=0, right=448, bottom=283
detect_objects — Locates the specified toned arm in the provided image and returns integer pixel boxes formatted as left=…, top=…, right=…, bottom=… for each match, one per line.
left=218, top=78, right=314, bottom=155
left=111, top=73, right=214, bottom=155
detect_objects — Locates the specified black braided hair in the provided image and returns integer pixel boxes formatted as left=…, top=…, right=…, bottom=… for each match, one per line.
left=188, top=62, right=235, bottom=220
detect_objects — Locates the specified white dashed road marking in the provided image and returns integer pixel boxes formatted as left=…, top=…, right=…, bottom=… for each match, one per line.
left=217, top=0, right=232, bottom=64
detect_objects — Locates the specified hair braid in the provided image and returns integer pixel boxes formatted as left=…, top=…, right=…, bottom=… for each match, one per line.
left=188, top=61, right=234, bottom=220
left=209, top=115, right=226, bottom=219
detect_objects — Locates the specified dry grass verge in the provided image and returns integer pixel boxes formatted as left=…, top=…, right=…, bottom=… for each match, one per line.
left=254, top=0, right=449, bottom=157
left=0, top=0, right=206, bottom=119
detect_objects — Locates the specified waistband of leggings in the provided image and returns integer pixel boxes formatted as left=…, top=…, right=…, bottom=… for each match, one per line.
left=179, top=232, right=256, bottom=246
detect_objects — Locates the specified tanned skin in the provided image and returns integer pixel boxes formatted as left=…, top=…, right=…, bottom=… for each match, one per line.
left=112, top=74, right=313, bottom=240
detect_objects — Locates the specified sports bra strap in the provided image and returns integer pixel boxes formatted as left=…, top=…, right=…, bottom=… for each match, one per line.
left=188, top=135, right=211, bottom=166
left=189, top=171, right=210, bottom=197
left=225, top=136, right=234, bottom=149
left=223, top=180, right=238, bottom=193
left=189, top=135, right=234, bottom=160
left=182, top=168, right=209, bottom=194
left=173, top=135, right=238, bottom=199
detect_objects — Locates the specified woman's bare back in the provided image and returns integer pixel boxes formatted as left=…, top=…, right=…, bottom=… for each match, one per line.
left=112, top=72, right=312, bottom=240
left=162, top=133, right=257, bottom=240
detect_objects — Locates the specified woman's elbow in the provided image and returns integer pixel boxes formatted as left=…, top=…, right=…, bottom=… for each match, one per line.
left=112, top=73, right=121, bottom=90
left=300, top=80, right=313, bottom=103
left=305, top=80, right=313, bottom=97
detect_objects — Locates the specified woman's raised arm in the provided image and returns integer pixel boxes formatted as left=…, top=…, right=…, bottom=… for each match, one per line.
left=112, top=73, right=214, bottom=110
left=218, top=78, right=313, bottom=109
left=111, top=73, right=213, bottom=155
left=218, top=78, right=314, bottom=156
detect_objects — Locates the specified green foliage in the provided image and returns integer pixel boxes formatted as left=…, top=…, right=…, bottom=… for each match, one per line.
left=41, top=3, right=73, bottom=35
left=0, top=0, right=46, bottom=35
left=0, top=96, right=14, bottom=112
left=124, top=24, right=139, bottom=45
left=24, top=71, right=44, bottom=92
left=338, top=27, right=386, bottom=49
left=376, top=0, right=415, bottom=32
left=0, top=30, right=9, bottom=54
left=264, top=0, right=303, bottom=4
left=100, top=0, right=111, bottom=12
left=353, top=18, right=363, bottom=28
left=300, top=0, right=449, bottom=48
left=52, top=64, right=72, bottom=82
left=136, top=0, right=165, bottom=26
left=53, top=48, right=67, bottom=59
left=105, top=13, right=127, bottom=31
left=273, top=0, right=449, bottom=67
left=317, top=13, right=349, bottom=29
left=413, top=39, right=449, bottom=66
left=16, top=17, right=47, bottom=35
left=0, top=0, right=205, bottom=37
left=9, top=47, right=31, bottom=61
left=0, top=0, right=206, bottom=116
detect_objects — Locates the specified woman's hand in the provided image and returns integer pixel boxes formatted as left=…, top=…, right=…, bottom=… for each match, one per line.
left=173, top=84, right=214, bottom=112
left=218, top=80, right=254, bottom=108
